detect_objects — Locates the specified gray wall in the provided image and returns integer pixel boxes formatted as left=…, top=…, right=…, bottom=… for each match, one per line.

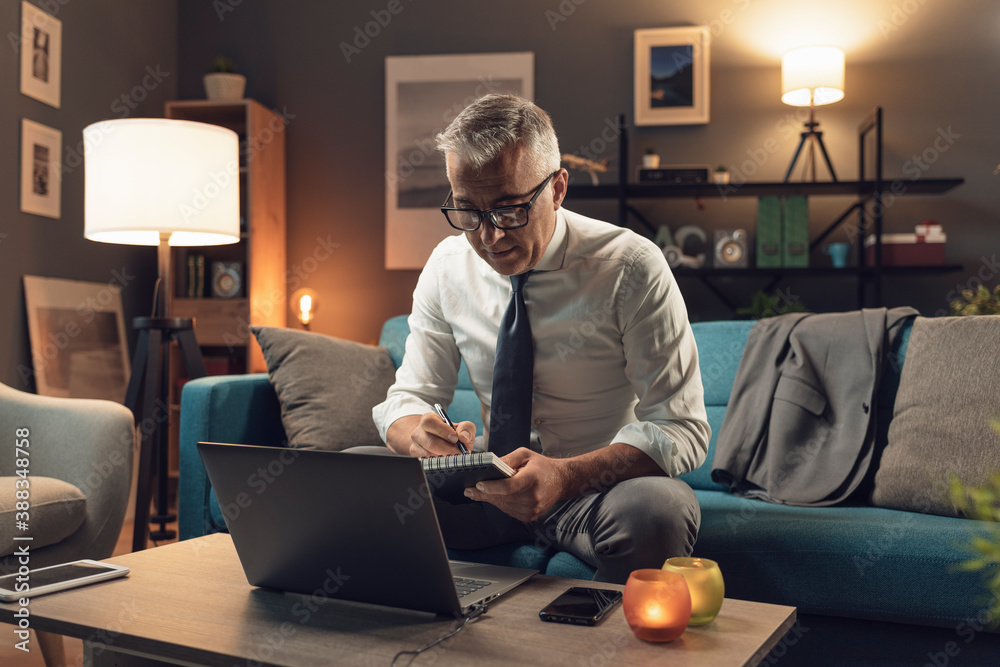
left=175, top=0, right=1000, bottom=342
left=5, top=0, right=995, bottom=386
left=1, top=1, right=178, bottom=389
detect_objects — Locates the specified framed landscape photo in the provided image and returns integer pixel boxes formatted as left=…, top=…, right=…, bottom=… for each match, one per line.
left=23, top=275, right=131, bottom=403
left=634, top=27, right=710, bottom=126
left=20, top=118, right=62, bottom=219
left=384, top=52, right=534, bottom=269
left=19, top=1, right=62, bottom=108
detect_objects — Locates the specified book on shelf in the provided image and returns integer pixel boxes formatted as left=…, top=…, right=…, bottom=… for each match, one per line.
left=421, top=452, right=515, bottom=505
left=186, top=254, right=205, bottom=297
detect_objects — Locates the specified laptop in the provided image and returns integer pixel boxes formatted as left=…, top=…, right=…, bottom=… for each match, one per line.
left=197, top=442, right=537, bottom=616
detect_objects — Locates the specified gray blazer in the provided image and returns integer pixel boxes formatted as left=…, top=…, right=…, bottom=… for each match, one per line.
left=711, top=307, right=917, bottom=506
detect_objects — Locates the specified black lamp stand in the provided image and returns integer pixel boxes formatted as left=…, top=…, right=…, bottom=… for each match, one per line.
left=784, top=106, right=838, bottom=183
left=123, top=235, right=206, bottom=551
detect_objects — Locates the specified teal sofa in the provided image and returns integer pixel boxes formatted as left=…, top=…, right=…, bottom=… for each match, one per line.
left=179, top=316, right=999, bottom=665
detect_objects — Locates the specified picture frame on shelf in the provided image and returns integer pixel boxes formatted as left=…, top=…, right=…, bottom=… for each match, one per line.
left=634, top=26, right=710, bottom=126
left=19, top=1, right=62, bottom=108
left=23, top=275, right=131, bottom=403
left=20, top=118, right=62, bottom=219
left=384, top=51, right=534, bottom=270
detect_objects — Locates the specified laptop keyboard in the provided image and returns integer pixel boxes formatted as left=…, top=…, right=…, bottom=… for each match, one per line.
left=454, top=576, right=492, bottom=598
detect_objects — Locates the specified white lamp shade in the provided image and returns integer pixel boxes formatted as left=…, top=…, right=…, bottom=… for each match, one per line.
left=84, top=118, right=240, bottom=246
left=781, top=46, right=845, bottom=107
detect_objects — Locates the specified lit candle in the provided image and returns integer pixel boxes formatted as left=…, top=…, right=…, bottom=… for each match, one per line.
left=622, top=569, right=691, bottom=642
left=662, top=557, right=724, bottom=626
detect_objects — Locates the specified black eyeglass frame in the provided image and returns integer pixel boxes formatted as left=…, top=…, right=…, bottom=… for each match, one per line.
left=440, top=170, right=559, bottom=232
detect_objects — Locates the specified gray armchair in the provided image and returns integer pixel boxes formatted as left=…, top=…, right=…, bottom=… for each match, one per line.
left=0, top=381, right=134, bottom=664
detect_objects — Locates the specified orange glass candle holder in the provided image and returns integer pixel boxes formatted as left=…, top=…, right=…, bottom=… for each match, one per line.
left=662, top=557, right=725, bottom=626
left=622, top=569, right=691, bottom=642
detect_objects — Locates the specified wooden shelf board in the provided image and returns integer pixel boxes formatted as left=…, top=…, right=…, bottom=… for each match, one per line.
left=672, top=264, right=964, bottom=278
left=567, top=178, right=964, bottom=200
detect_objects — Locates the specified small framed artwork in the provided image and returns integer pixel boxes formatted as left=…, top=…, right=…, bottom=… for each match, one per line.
left=19, top=1, right=62, bottom=109
left=385, top=52, right=534, bottom=269
left=21, top=118, right=62, bottom=219
left=634, top=27, right=710, bottom=126
left=23, top=275, right=131, bottom=403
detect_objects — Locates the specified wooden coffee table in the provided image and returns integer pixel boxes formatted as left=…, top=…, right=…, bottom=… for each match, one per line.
left=0, top=533, right=795, bottom=666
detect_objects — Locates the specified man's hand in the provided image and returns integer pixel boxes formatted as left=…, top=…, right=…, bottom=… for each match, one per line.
left=386, top=413, right=475, bottom=458
left=463, top=448, right=572, bottom=522
left=464, top=443, right=666, bottom=522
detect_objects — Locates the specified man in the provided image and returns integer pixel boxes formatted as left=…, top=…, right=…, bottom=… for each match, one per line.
left=372, top=94, right=709, bottom=584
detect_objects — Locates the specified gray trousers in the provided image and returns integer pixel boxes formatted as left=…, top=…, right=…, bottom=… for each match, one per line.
left=345, top=446, right=700, bottom=584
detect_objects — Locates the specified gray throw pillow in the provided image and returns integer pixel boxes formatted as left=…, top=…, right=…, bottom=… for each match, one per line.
left=871, top=316, right=1000, bottom=517
left=251, top=326, right=397, bottom=451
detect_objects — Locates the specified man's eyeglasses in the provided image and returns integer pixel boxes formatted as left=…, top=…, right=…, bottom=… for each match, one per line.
left=440, top=171, right=558, bottom=232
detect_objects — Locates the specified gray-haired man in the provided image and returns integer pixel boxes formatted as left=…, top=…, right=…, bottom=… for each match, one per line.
left=373, top=94, right=709, bottom=583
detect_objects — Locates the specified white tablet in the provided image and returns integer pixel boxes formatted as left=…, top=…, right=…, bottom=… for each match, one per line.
left=0, top=559, right=130, bottom=602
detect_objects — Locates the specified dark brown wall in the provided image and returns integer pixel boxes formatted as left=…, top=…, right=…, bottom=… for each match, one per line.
left=0, top=1, right=178, bottom=389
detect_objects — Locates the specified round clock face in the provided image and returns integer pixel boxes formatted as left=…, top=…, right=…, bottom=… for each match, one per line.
left=213, top=266, right=241, bottom=298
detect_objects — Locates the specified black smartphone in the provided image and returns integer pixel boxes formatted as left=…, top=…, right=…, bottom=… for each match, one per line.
left=538, top=586, right=623, bottom=626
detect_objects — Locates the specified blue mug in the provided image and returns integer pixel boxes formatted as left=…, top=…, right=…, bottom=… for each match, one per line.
left=825, top=242, right=850, bottom=268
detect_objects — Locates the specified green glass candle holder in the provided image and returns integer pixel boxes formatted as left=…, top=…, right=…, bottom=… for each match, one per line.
left=662, top=557, right=725, bottom=626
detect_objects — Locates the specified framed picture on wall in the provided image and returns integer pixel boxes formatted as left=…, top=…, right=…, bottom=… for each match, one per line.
left=19, top=1, right=62, bottom=109
left=634, top=27, right=710, bottom=126
left=384, top=52, right=534, bottom=270
left=23, top=275, right=131, bottom=403
left=20, top=118, right=62, bottom=219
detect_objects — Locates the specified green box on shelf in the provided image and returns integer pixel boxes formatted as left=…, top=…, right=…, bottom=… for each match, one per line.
left=756, top=196, right=782, bottom=268
left=782, top=195, right=809, bottom=268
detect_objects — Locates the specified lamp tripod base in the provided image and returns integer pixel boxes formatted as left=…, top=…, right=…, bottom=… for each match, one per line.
left=783, top=111, right=839, bottom=183
left=124, top=316, right=206, bottom=552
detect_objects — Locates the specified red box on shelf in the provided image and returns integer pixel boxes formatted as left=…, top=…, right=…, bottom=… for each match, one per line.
left=864, top=232, right=946, bottom=266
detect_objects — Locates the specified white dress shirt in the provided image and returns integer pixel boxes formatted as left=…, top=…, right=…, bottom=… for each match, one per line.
left=372, top=208, right=710, bottom=476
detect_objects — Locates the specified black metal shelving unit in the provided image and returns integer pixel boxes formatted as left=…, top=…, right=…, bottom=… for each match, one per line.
left=565, top=108, right=965, bottom=310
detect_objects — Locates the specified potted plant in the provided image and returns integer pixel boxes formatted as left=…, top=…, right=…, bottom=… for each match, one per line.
left=203, top=56, right=246, bottom=101
left=712, top=165, right=731, bottom=184
left=642, top=147, right=660, bottom=169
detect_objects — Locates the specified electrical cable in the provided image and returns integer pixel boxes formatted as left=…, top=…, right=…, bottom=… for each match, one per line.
left=390, top=602, right=488, bottom=666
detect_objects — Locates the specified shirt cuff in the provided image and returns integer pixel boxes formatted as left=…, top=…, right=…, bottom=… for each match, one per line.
left=372, top=395, right=434, bottom=444
left=612, top=422, right=680, bottom=476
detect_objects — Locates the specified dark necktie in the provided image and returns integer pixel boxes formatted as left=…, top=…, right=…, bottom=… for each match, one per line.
left=489, top=272, right=533, bottom=456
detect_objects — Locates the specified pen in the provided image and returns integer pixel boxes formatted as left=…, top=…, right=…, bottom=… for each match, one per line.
left=433, top=403, right=468, bottom=454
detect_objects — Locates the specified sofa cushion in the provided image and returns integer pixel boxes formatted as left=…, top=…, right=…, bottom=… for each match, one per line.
left=252, top=326, right=396, bottom=451
left=0, top=476, right=86, bottom=557
left=694, top=489, right=995, bottom=626
left=871, top=316, right=1000, bottom=517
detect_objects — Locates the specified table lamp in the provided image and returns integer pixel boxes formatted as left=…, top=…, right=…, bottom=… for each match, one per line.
left=781, top=45, right=845, bottom=182
left=84, top=118, right=240, bottom=550
left=291, top=288, right=319, bottom=331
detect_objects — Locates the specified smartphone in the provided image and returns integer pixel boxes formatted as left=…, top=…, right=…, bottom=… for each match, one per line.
left=539, top=586, right=623, bottom=626
left=0, top=559, right=130, bottom=602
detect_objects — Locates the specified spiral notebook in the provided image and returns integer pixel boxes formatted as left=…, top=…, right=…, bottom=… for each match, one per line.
left=422, top=452, right=515, bottom=504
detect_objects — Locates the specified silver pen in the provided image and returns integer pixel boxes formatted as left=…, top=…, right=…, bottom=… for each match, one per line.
left=433, top=403, right=469, bottom=454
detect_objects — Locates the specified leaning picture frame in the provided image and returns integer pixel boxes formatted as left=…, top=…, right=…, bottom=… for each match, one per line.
left=19, top=1, right=62, bottom=109
left=20, top=118, right=62, bottom=219
left=634, top=27, right=710, bottom=126
left=23, top=275, right=131, bottom=403
left=384, top=52, right=534, bottom=270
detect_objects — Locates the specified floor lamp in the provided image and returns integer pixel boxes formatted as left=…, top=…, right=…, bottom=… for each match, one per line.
left=781, top=46, right=845, bottom=182
left=84, top=118, right=240, bottom=551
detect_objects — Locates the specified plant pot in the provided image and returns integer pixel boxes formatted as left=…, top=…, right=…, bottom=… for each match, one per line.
left=642, top=154, right=660, bottom=169
left=712, top=172, right=730, bottom=184
left=203, top=73, right=246, bottom=101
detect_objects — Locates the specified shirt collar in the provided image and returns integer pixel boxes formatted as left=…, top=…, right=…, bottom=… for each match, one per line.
left=532, top=208, right=568, bottom=272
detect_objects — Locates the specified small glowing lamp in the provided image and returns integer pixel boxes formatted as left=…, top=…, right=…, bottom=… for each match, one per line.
left=662, top=557, right=725, bottom=626
left=290, top=288, right=318, bottom=329
left=622, top=569, right=691, bottom=642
